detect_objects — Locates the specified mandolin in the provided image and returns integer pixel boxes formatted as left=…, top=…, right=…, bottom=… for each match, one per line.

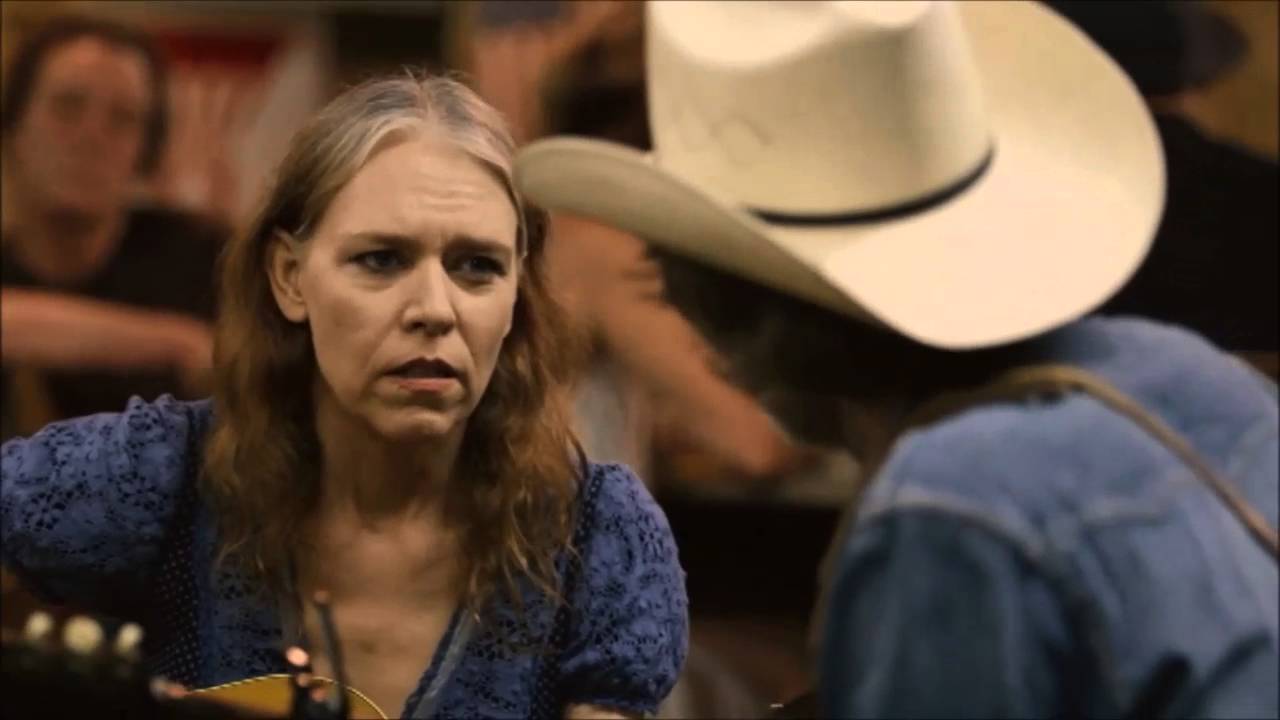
left=194, top=672, right=386, bottom=719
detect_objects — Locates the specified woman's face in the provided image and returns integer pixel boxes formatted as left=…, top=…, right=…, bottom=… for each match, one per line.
left=269, top=134, right=520, bottom=443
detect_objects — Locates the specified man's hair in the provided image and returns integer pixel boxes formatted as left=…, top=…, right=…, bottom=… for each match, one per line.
left=658, top=252, right=1036, bottom=452
left=1, top=15, right=170, bottom=175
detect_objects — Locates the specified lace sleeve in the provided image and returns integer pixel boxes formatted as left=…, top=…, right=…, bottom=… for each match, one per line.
left=1, top=395, right=209, bottom=616
left=559, top=463, right=690, bottom=716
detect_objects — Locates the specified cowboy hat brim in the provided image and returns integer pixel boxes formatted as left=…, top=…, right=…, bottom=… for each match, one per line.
left=514, top=1, right=1164, bottom=350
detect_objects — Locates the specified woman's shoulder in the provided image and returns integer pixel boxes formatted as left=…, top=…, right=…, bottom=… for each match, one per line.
left=572, top=460, right=684, bottom=589
left=3, top=394, right=216, bottom=516
left=1, top=395, right=216, bottom=611
left=576, top=462, right=674, bottom=543
left=4, top=394, right=215, bottom=457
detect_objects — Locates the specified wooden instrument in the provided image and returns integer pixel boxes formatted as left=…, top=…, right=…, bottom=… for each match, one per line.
left=194, top=674, right=386, bottom=720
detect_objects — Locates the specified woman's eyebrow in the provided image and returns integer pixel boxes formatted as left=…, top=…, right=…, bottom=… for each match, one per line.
left=449, top=235, right=515, bottom=262
left=338, top=231, right=417, bottom=248
left=337, top=231, right=515, bottom=262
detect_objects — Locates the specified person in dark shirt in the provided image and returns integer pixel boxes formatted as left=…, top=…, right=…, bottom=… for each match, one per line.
left=0, top=16, right=226, bottom=438
left=1051, top=1, right=1279, bottom=356
left=1107, top=112, right=1278, bottom=355
left=1, top=206, right=222, bottom=420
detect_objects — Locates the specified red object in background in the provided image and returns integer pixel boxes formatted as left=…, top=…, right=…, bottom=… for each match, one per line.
left=152, top=28, right=284, bottom=72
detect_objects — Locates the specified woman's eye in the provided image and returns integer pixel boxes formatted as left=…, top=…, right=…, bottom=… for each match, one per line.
left=353, top=250, right=403, bottom=274
left=455, top=255, right=506, bottom=280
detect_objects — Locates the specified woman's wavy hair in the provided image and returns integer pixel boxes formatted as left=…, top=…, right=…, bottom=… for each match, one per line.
left=202, top=72, right=583, bottom=617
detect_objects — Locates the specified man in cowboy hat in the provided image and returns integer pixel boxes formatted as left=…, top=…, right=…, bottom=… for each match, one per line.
left=514, top=1, right=1278, bottom=717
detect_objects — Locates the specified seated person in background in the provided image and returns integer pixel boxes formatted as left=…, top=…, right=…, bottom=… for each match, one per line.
left=532, top=2, right=819, bottom=484
left=0, top=16, right=225, bottom=439
left=516, top=1, right=1277, bottom=717
left=2, top=72, right=687, bottom=720
left=476, top=0, right=816, bottom=486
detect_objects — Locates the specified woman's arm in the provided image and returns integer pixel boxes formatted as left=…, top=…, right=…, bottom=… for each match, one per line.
left=1, top=396, right=206, bottom=616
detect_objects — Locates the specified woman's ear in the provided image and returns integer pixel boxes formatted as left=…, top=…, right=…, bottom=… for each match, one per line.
left=267, top=232, right=308, bottom=323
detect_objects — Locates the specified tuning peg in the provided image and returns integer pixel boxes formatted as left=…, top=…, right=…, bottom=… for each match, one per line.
left=62, top=615, right=105, bottom=656
left=113, top=622, right=145, bottom=661
left=22, top=610, right=55, bottom=645
left=285, top=645, right=313, bottom=673
left=285, top=645, right=319, bottom=720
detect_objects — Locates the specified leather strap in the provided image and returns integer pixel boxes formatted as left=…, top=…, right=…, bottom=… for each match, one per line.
left=907, top=364, right=1276, bottom=558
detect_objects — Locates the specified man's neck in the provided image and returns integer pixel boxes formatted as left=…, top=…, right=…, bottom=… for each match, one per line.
left=2, top=186, right=124, bottom=285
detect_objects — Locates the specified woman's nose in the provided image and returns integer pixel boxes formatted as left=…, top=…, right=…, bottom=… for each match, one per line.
left=400, top=263, right=457, bottom=337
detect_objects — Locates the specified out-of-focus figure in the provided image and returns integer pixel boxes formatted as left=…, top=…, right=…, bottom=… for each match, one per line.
left=463, top=0, right=628, bottom=144
left=1053, top=1, right=1279, bottom=369
left=466, top=0, right=821, bottom=488
left=147, top=62, right=266, bottom=229
left=0, top=16, right=228, bottom=439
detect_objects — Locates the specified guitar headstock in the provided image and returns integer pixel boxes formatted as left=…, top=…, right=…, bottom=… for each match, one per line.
left=2, top=610, right=266, bottom=719
left=5, top=610, right=146, bottom=717
left=3, top=598, right=370, bottom=719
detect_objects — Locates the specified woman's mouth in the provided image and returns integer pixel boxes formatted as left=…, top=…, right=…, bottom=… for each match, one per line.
left=387, top=358, right=460, bottom=394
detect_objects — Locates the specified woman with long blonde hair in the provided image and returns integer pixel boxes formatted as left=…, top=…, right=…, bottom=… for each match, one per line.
left=1, top=73, right=687, bottom=720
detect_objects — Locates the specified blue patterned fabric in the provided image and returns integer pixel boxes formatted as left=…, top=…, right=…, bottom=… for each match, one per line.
left=2, top=399, right=688, bottom=718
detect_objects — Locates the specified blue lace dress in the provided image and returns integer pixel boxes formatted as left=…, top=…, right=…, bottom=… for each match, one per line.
left=1, top=396, right=689, bottom=718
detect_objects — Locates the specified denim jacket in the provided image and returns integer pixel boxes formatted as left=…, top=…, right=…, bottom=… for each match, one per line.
left=819, top=317, right=1278, bottom=718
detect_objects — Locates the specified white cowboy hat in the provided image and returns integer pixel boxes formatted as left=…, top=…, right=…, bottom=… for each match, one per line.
left=514, top=1, right=1165, bottom=350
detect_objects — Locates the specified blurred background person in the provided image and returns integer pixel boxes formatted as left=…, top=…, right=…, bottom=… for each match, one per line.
left=465, top=0, right=825, bottom=490
left=0, top=16, right=230, bottom=440
left=1054, top=1, right=1279, bottom=376
left=463, top=0, right=625, bottom=145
